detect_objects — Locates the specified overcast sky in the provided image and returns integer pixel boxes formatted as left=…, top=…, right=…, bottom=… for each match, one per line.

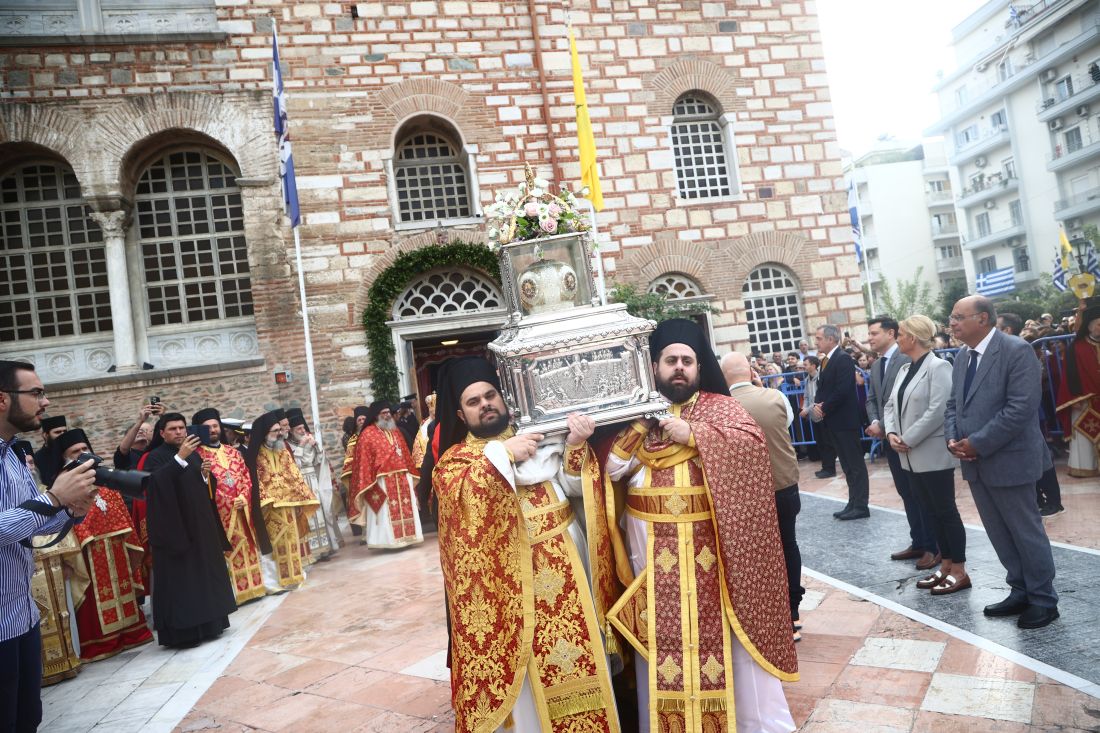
left=816, top=0, right=991, bottom=155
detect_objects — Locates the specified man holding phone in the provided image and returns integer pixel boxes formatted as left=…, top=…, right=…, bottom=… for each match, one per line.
left=140, top=413, right=236, bottom=648
left=114, top=399, right=164, bottom=471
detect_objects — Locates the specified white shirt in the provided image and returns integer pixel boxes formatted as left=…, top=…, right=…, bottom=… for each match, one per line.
left=968, top=328, right=996, bottom=369
left=729, top=381, right=794, bottom=427
left=824, top=344, right=840, bottom=362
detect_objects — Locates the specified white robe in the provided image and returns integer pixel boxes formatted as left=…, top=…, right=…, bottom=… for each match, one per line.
left=1068, top=403, right=1099, bottom=477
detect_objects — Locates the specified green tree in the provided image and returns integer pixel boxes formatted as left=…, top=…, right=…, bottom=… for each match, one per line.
left=875, top=266, right=938, bottom=320
left=934, top=278, right=970, bottom=325
left=995, top=278, right=1077, bottom=323
left=608, top=282, right=714, bottom=322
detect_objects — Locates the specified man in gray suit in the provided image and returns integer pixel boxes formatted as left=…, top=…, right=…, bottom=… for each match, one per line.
left=945, top=295, right=1058, bottom=629
left=866, top=316, right=939, bottom=569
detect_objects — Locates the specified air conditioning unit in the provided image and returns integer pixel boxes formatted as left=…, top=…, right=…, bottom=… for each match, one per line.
left=1078, top=105, right=1090, bottom=116
left=975, top=156, right=987, bottom=167
left=1049, top=118, right=1064, bottom=131
left=984, top=200, right=997, bottom=209
left=976, top=62, right=988, bottom=72
left=1041, top=68, right=1058, bottom=82
left=1067, top=217, right=1082, bottom=229
left=1042, top=97, right=1056, bottom=108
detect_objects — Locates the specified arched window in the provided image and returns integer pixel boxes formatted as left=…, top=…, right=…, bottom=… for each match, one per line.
left=648, top=273, right=704, bottom=299
left=392, top=269, right=504, bottom=320
left=393, top=130, right=473, bottom=225
left=0, top=162, right=110, bottom=342
left=671, top=92, right=739, bottom=201
left=135, top=149, right=253, bottom=327
left=741, top=265, right=805, bottom=355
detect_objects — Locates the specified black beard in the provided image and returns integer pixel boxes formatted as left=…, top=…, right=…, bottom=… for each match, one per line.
left=656, top=372, right=700, bottom=404
left=468, top=410, right=510, bottom=439
left=8, top=400, right=39, bottom=434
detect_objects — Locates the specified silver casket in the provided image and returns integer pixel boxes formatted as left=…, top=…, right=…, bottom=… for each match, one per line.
left=489, top=231, right=669, bottom=435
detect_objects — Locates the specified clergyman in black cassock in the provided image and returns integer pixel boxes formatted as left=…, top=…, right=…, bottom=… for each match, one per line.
left=141, top=413, right=237, bottom=647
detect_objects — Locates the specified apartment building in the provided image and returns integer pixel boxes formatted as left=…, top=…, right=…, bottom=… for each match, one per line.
left=926, top=0, right=1100, bottom=291
left=846, top=141, right=965, bottom=309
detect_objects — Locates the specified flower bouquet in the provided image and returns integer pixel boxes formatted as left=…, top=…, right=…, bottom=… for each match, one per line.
left=485, top=164, right=590, bottom=249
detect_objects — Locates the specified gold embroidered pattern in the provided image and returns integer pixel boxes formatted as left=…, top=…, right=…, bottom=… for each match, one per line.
left=654, top=547, right=677, bottom=573
left=546, top=638, right=584, bottom=675
left=533, top=564, right=565, bottom=605
left=664, top=493, right=688, bottom=516
left=701, top=655, right=723, bottom=684
left=695, top=545, right=717, bottom=572
left=657, top=655, right=683, bottom=684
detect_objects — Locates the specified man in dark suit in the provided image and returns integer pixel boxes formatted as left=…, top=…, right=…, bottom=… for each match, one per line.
left=812, top=324, right=870, bottom=519
left=865, top=316, right=937, bottom=566
left=945, top=296, right=1058, bottom=629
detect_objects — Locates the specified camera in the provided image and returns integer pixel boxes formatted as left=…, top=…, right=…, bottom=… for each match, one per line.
left=149, top=395, right=160, bottom=405
left=65, top=452, right=150, bottom=499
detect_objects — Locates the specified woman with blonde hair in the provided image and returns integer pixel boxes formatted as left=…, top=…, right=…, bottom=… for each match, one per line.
left=884, top=315, right=968, bottom=595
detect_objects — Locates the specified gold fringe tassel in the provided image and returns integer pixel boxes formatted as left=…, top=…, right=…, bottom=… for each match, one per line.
left=655, top=697, right=686, bottom=712
left=546, top=691, right=606, bottom=720
left=700, top=697, right=727, bottom=713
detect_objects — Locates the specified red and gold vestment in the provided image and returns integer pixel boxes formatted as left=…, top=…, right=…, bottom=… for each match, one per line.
left=1057, top=338, right=1100, bottom=477
left=434, top=433, right=621, bottom=733
left=199, top=444, right=266, bottom=603
left=256, top=445, right=319, bottom=587
left=350, top=425, right=421, bottom=548
left=605, top=391, right=797, bottom=732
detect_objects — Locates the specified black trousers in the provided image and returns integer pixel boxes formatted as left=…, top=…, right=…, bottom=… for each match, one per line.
left=884, top=445, right=937, bottom=553
left=0, top=624, right=42, bottom=733
left=1036, top=465, right=1062, bottom=508
left=829, top=428, right=869, bottom=510
left=774, top=484, right=803, bottom=620
left=907, top=468, right=966, bottom=563
left=814, top=423, right=836, bottom=472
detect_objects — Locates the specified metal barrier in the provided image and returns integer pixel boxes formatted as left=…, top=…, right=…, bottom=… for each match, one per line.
left=753, top=332, right=1075, bottom=451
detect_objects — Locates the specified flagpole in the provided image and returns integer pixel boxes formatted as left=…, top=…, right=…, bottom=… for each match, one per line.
left=273, top=22, right=324, bottom=441
left=851, top=180, right=876, bottom=314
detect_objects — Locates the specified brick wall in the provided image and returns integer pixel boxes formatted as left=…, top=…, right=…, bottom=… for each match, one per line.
left=1, top=0, right=863, bottom=446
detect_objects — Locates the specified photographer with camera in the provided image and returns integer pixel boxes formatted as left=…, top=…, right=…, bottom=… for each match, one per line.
left=140, top=413, right=236, bottom=648
left=1, top=361, right=96, bottom=732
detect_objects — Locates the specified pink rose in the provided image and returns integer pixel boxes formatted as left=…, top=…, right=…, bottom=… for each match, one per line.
left=540, top=217, right=558, bottom=233
left=547, top=203, right=562, bottom=217
left=524, top=202, right=540, bottom=217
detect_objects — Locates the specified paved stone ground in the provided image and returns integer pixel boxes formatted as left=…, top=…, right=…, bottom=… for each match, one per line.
left=38, top=458, right=1100, bottom=732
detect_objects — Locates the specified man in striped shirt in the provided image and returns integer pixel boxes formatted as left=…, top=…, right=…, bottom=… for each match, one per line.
left=1, top=360, right=96, bottom=732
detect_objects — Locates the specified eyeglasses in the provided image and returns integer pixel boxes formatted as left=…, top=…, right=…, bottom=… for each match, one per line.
left=947, top=313, right=980, bottom=323
left=5, top=388, right=48, bottom=402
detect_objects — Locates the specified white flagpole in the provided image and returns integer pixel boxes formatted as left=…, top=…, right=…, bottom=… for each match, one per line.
left=273, top=21, right=324, bottom=441
left=852, top=182, right=876, bottom=314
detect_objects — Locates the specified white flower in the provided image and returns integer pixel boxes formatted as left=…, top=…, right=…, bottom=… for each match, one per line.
left=534, top=177, right=550, bottom=189
left=531, top=188, right=544, bottom=198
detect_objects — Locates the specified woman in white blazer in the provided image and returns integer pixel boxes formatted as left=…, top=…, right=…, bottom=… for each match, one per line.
left=883, top=315, right=969, bottom=596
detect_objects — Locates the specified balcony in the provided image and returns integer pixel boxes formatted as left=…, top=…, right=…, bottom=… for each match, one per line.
left=962, top=223, right=1026, bottom=251
left=926, top=190, right=955, bottom=207
left=1054, top=185, right=1100, bottom=220
left=931, top=223, right=960, bottom=240
left=955, top=174, right=1019, bottom=209
left=861, top=235, right=879, bottom=252
left=1048, top=136, right=1100, bottom=172
left=866, top=267, right=883, bottom=284
left=858, top=199, right=873, bottom=217
left=1036, top=68, right=1100, bottom=121
left=949, top=125, right=1011, bottom=166
left=926, top=16, right=1100, bottom=134
left=936, top=256, right=965, bottom=275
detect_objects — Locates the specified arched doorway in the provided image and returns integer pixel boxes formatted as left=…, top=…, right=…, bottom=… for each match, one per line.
left=386, top=267, right=508, bottom=404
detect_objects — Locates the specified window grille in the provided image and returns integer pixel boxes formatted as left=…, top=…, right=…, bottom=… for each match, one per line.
left=0, top=163, right=110, bottom=342
left=135, top=150, right=253, bottom=327
left=392, top=269, right=503, bottom=320
left=671, top=94, right=733, bottom=200
left=741, top=266, right=805, bottom=355
left=393, top=132, right=472, bottom=224
left=649, top=274, right=704, bottom=299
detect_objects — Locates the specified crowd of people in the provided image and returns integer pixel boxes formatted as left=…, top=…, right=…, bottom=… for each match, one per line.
left=3, top=293, right=1095, bottom=732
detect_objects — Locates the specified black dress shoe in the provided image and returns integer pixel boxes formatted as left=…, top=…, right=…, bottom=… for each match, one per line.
left=983, top=597, right=1028, bottom=617
left=832, top=505, right=851, bottom=517
left=837, top=508, right=870, bottom=520
left=1017, top=604, right=1059, bottom=629
left=815, top=470, right=837, bottom=479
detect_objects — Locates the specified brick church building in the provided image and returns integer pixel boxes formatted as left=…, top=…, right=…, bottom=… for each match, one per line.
left=0, top=0, right=863, bottom=451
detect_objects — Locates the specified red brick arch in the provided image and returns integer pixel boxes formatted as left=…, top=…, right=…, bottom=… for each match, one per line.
left=648, top=58, right=748, bottom=116
left=0, top=104, right=95, bottom=194
left=369, top=78, right=502, bottom=152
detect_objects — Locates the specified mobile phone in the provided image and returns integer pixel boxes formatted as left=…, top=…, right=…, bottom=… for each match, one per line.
left=186, top=424, right=212, bottom=446
left=149, top=395, right=161, bottom=405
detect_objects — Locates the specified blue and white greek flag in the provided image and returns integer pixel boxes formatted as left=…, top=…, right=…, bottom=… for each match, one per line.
left=272, top=32, right=300, bottom=228
left=847, top=181, right=863, bottom=264
left=1052, top=252, right=1068, bottom=292
left=976, top=266, right=1015, bottom=296
left=1086, top=244, right=1100, bottom=279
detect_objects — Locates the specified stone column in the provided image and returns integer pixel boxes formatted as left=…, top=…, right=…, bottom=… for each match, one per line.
left=90, top=210, right=139, bottom=372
